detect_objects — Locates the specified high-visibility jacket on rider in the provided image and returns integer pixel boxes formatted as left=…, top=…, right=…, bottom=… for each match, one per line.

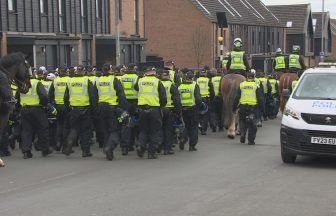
left=229, top=51, right=246, bottom=70
left=289, top=54, right=302, bottom=69
left=274, top=56, right=286, bottom=70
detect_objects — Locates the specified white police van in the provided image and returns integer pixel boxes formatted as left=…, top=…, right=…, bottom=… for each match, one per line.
left=281, top=63, right=336, bottom=163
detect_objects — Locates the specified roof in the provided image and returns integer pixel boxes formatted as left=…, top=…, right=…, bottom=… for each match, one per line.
left=189, top=0, right=284, bottom=27
left=312, top=12, right=330, bottom=38
left=268, top=4, right=311, bottom=34
left=330, top=18, right=336, bottom=35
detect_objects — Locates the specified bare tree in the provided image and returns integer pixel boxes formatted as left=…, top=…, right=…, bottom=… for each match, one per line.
left=191, top=26, right=208, bottom=69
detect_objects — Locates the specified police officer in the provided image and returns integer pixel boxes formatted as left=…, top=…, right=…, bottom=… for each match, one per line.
left=267, top=73, right=280, bottom=119
left=273, top=48, right=288, bottom=73
left=165, top=60, right=181, bottom=86
left=233, top=71, right=264, bottom=145
left=196, top=69, right=215, bottom=135
left=134, top=68, right=167, bottom=159
left=120, top=64, right=140, bottom=155
left=221, top=53, right=229, bottom=72
left=256, top=72, right=271, bottom=121
left=226, top=38, right=250, bottom=76
left=178, top=70, right=202, bottom=151
left=288, top=46, right=306, bottom=76
left=63, top=67, right=97, bottom=157
left=17, top=75, right=54, bottom=159
left=209, top=69, right=223, bottom=132
left=49, top=66, right=70, bottom=152
left=159, top=70, right=182, bottom=155
left=95, top=64, right=126, bottom=160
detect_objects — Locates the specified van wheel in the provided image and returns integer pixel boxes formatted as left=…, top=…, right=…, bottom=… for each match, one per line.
left=281, top=150, right=297, bottom=163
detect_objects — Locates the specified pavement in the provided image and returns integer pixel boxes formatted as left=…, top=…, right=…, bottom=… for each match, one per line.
left=1, top=118, right=336, bottom=216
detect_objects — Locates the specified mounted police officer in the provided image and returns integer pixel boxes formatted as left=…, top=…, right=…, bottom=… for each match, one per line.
left=165, top=60, right=181, bottom=86
left=63, top=66, right=97, bottom=157
left=159, top=70, right=182, bottom=155
left=120, top=64, right=140, bottom=155
left=273, top=48, right=288, bottom=73
left=196, top=68, right=215, bottom=135
left=134, top=68, right=167, bottom=159
left=226, top=38, right=250, bottom=76
left=233, top=70, right=264, bottom=145
left=95, top=64, right=126, bottom=160
left=288, top=46, right=306, bottom=77
left=178, top=69, right=202, bottom=151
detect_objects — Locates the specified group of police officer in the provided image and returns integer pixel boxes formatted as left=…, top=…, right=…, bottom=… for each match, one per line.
left=0, top=38, right=305, bottom=160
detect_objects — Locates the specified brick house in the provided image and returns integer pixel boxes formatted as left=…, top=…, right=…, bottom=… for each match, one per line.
left=331, top=19, right=336, bottom=59
left=0, top=0, right=146, bottom=69
left=145, top=0, right=285, bottom=69
left=268, top=4, right=315, bottom=67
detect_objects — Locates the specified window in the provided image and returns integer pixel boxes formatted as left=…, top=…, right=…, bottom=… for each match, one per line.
left=96, top=0, right=102, bottom=19
left=134, top=0, right=139, bottom=34
left=8, top=0, right=16, bottom=11
left=40, top=0, right=48, bottom=14
left=59, top=0, right=65, bottom=32
left=81, top=0, right=88, bottom=33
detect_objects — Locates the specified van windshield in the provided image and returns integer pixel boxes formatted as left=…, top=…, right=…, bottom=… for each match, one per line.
left=293, top=73, right=336, bottom=100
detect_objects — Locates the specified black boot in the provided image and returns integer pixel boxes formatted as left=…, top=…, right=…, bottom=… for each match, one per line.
left=121, top=147, right=128, bottom=156
left=164, top=149, right=175, bottom=155
left=42, top=148, right=53, bottom=157
left=82, top=150, right=93, bottom=157
left=189, top=146, right=197, bottom=151
left=23, top=151, right=33, bottom=159
left=136, top=146, right=144, bottom=158
left=105, top=148, right=114, bottom=161
left=63, top=140, right=73, bottom=156
left=240, top=136, right=246, bottom=144
left=148, top=153, right=158, bottom=159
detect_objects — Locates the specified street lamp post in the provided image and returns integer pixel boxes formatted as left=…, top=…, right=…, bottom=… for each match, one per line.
left=321, top=0, right=325, bottom=62
left=116, top=0, right=121, bottom=66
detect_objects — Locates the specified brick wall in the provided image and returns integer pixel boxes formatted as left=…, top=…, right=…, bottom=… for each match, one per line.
left=145, top=0, right=214, bottom=68
left=109, top=0, right=144, bottom=37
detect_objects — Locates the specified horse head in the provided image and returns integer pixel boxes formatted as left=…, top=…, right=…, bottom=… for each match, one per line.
left=0, top=52, right=32, bottom=94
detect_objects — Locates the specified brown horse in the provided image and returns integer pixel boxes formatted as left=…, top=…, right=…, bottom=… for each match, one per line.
left=279, top=73, right=299, bottom=112
left=220, top=74, right=246, bottom=139
left=0, top=52, right=31, bottom=167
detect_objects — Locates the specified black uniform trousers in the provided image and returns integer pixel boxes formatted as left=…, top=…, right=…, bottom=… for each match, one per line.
left=267, top=94, right=279, bottom=119
left=98, top=103, right=121, bottom=152
left=209, top=95, right=223, bottom=130
left=199, top=97, right=210, bottom=132
left=66, top=107, right=91, bottom=153
left=182, top=106, right=199, bottom=147
left=239, top=105, right=258, bottom=143
left=0, top=125, right=10, bottom=155
left=138, top=107, right=162, bottom=154
left=162, top=108, right=175, bottom=152
left=21, top=107, right=50, bottom=153
left=55, top=104, right=69, bottom=150
left=120, top=100, right=138, bottom=150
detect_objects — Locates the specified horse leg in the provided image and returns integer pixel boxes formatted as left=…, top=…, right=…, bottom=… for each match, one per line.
left=227, top=115, right=236, bottom=139
left=235, top=113, right=240, bottom=135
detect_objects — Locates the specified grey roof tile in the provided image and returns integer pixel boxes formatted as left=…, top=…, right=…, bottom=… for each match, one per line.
left=268, top=4, right=311, bottom=34
left=190, top=0, right=284, bottom=27
left=331, top=19, right=336, bottom=35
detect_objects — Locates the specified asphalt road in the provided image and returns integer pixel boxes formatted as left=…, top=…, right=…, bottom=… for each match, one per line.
left=1, top=118, right=336, bottom=216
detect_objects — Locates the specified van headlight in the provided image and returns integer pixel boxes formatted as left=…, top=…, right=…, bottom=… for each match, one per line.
left=284, top=106, right=300, bottom=120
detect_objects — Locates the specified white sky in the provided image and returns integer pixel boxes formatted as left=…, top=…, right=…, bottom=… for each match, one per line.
left=264, top=0, right=336, bottom=18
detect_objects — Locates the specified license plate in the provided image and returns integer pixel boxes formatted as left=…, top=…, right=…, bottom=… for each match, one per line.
left=311, top=137, right=336, bottom=145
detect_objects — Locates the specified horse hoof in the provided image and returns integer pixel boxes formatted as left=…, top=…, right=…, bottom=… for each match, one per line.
left=0, top=158, right=4, bottom=167
left=228, top=135, right=235, bottom=139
